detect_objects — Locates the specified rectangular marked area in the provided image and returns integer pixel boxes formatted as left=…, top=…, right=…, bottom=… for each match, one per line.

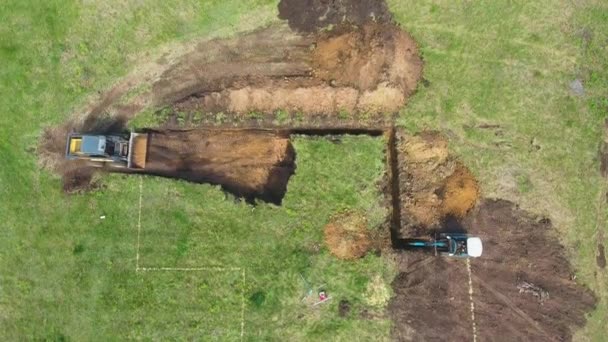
left=134, top=136, right=395, bottom=340
left=137, top=136, right=388, bottom=270
left=131, top=271, right=243, bottom=340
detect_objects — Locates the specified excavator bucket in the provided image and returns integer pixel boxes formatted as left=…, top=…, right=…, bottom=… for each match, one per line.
left=128, top=133, right=148, bottom=169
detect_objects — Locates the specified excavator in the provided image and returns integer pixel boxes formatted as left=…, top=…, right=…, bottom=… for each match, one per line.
left=65, top=132, right=148, bottom=169
left=405, top=233, right=483, bottom=258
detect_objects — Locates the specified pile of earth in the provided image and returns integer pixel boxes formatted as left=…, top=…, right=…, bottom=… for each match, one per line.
left=389, top=199, right=597, bottom=341
left=324, top=211, right=372, bottom=259
left=392, top=130, right=480, bottom=238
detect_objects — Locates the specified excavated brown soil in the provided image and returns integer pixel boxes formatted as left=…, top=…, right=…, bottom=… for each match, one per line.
left=136, top=129, right=295, bottom=204
left=393, top=130, right=480, bottom=236
left=389, top=199, right=597, bottom=342
left=39, top=0, right=422, bottom=185
left=324, top=211, right=371, bottom=260
left=171, top=22, right=422, bottom=119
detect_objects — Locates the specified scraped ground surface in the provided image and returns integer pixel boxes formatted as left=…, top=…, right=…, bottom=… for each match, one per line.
left=139, top=129, right=295, bottom=204
left=389, top=199, right=597, bottom=342
left=170, top=22, right=422, bottom=117
left=38, top=0, right=422, bottom=191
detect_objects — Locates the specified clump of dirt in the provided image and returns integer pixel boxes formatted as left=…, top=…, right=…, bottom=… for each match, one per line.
left=389, top=199, right=597, bottom=342
left=394, top=130, right=479, bottom=235
left=278, top=0, right=392, bottom=33
left=440, top=163, right=480, bottom=218
left=598, top=243, right=606, bottom=268
left=324, top=211, right=371, bottom=259
left=140, top=129, right=296, bottom=204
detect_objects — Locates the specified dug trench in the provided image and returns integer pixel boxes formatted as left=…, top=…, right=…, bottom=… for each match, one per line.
left=57, top=128, right=385, bottom=204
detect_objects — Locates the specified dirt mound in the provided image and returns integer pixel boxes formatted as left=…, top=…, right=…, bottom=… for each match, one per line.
left=598, top=244, right=606, bottom=268
left=140, top=129, right=295, bottom=204
left=312, top=23, right=421, bottom=93
left=389, top=199, right=597, bottom=342
left=440, top=164, right=480, bottom=218
left=394, top=130, right=479, bottom=235
left=324, top=211, right=371, bottom=259
left=278, top=0, right=392, bottom=33
left=172, top=22, right=422, bottom=118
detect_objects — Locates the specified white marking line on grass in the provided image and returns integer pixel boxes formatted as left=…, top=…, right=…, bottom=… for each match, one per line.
left=138, top=267, right=242, bottom=272
left=466, top=258, right=478, bottom=342
left=135, top=177, right=143, bottom=271
left=240, top=269, right=246, bottom=340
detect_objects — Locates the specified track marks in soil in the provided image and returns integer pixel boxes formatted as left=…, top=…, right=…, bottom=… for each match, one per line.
left=598, top=244, right=606, bottom=269
left=467, top=200, right=596, bottom=341
left=390, top=200, right=597, bottom=342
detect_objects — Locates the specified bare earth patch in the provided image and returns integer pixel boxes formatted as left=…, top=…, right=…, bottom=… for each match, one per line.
left=389, top=199, right=597, bottom=342
left=394, top=130, right=479, bottom=235
left=324, top=211, right=371, bottom=260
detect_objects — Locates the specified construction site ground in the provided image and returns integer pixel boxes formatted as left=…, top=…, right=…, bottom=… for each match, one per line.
left=3, top=0, right=607, bottom=341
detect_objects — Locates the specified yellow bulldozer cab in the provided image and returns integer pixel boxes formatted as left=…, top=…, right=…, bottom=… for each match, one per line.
left=69, top=137, right=83, bottom=154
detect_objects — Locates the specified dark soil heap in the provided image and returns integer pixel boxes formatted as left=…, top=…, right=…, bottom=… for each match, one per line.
left=278, top=0, right=392, bottom=33
left=390, top=200, right=597, bottom=342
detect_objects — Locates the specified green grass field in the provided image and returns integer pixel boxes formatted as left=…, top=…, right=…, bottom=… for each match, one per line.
left=1, top=0, right=607, bottom=340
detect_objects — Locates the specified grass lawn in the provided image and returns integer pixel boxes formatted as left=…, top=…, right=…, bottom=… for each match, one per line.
left=1, top=0, right=607, bottom=340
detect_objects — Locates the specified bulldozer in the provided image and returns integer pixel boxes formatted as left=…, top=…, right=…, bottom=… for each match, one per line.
left=65, top=132, right=148, bottom=169
left=405, top=234, right=483, bottom=258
